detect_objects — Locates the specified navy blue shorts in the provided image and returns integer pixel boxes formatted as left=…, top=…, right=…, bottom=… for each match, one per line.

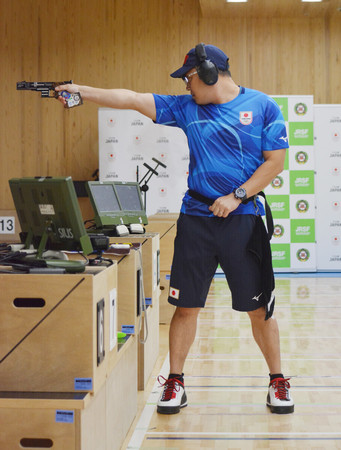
left=168, top=213, right=266, bottom=311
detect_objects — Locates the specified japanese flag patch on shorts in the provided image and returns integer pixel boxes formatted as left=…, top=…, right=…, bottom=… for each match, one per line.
left=169, top=287, right=180, bottom=300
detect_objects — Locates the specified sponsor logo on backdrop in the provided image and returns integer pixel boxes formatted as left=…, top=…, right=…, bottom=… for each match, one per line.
left=107, top=152, right=116, bottom=160
left=104, top=172, right=119, bottom=179
left=105, top=137, right=119, bottom=144
left=134, top=135, right=142, bottom=144
left=131, top=154, right=143, bottom=161
left=239, top=111, right=253, bottom=125
left=267, top=196, right=290, bottom=219
left=272, top=251, right=286, bottom=260
left=296, top=200, right=309, bottom=213
left=296, top=248, right=310, bottom=262
left=271, top=176, right=284, bottom=189
left=271, top=201, right=285, bottom=212
left=332, top=201, right=340, bottom=210
left=330, top=151, right=341, bottom=158
left=131, top=119, right=144, bottom=126
left=271, top=243, right=291, bottom=267
left=273, top=224, right=284, bottom=238
left=295, top=177, right=310, bottom=188
left=157, top=207, right=170, bottom=213
left=182, top=155, right=190, bottom=161
left=157, top=171, right=169, bottom=178
left=107, top=118, right=116, bottom=127
left=157, top=137, right=169, bottom=144
left=295, top=151, right=308, bottom=164
left=332, top=167, right=340, bottom=176
left=289, top=122, right=314, bottom=146
left=330, top=220, right=341, bottom=227
left=330, top=116, right=341, bottom=123
left=159, top=187, right=167, bottom=196
left=159, top=153, right=167, bottom=162
left=330, top=186, right=341, bottom=192
left=330, top=255, right=341, bottom=262
left=291, top=219, right=315, bottom=243
left=294, top=103, right=308, bottom=116
left=294, top=129, right=310, bottom=139
left=295, top=226, right=311, bottom=236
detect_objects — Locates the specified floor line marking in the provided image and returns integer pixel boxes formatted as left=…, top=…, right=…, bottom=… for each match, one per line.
left=186, top=358, right=341, bottom=361
left=145, top=431, right=341, bottom=436
left=183, top=375, right=341, bottom=378
left=146, top=437, right=341, bottom=441
left=194, top=336, right=341, bottom=339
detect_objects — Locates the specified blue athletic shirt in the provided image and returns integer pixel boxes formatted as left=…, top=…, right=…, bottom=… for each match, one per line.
left=153, top=87, right=289, bottom=216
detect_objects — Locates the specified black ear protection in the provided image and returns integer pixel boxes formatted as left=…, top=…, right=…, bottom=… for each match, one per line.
left=195, top=43, right=219, bottom=86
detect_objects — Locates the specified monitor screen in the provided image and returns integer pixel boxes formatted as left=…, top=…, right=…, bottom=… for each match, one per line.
left=86, top=182, right=128, bottom=228
left=9, top=176, right=93, bottom=256
left=91, top=184, right=121, bottom=212
left=113, top=182, right=148, bottom=225
left=114, top=183, right=143, bottom=211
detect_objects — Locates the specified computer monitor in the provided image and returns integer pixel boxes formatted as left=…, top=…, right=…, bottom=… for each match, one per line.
left=9, top=176, right=93, bottom=258
left=86, top=181, right=129, bottom=228
left=113, top=182, right=148, bottom=225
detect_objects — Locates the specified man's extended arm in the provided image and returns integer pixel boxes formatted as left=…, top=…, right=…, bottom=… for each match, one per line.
left=55, top=84, right=156, bottom=121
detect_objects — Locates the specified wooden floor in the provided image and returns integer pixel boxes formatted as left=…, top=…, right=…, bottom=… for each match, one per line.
left=122, top=276, right=341, bottom=449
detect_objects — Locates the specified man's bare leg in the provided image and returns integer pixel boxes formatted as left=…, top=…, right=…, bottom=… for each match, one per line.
left=169, top=306, right=201, bottom=374
left=247, top=307, right=281, bottom=374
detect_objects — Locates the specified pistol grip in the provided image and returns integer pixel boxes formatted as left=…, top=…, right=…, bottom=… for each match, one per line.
left=58, top=91, right=83, bottom=109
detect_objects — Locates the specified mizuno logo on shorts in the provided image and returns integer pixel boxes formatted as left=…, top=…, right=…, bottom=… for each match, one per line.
left=252, top=292, right=263, bottom=301
left=169, top=287, right=180, bottom=300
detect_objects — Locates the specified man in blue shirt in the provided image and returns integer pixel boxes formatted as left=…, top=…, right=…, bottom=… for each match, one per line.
left=56, top=43, right=294, bottom=415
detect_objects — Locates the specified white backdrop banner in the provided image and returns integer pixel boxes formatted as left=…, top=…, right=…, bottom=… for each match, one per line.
left=98, top=108, right=188, bottom=216
left=314, top=104, right=341, bottom=271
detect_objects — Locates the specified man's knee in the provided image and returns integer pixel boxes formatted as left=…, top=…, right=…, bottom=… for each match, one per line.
left=173, top=306, right=201, bottom=319
left=247, top=306, right=266, bottom=321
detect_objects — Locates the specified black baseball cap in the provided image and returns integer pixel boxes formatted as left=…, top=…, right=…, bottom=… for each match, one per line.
left=170, top=44, right=229, bottom=78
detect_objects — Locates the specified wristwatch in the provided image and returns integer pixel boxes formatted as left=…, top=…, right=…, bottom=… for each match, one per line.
left=233, top=187, right=247, bottom=203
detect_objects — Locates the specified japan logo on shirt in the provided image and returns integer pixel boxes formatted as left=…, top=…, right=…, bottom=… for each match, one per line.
left=239, top=111, right=253, bottom=125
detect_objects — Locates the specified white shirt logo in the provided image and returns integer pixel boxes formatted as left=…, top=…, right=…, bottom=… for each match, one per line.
left=239, top=111, right=253, bottom=125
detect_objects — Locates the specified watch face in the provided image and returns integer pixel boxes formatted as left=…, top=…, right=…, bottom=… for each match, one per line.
left=235, top=187, right=246, bottom=199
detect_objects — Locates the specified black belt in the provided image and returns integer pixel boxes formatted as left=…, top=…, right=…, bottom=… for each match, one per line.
left=187, top=189, right=274, bottom=240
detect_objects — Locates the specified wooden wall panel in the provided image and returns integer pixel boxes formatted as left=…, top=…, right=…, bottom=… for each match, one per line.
left=0, top=0, right=340, bottom=209
left=329, top=16, right=341, bottom=104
